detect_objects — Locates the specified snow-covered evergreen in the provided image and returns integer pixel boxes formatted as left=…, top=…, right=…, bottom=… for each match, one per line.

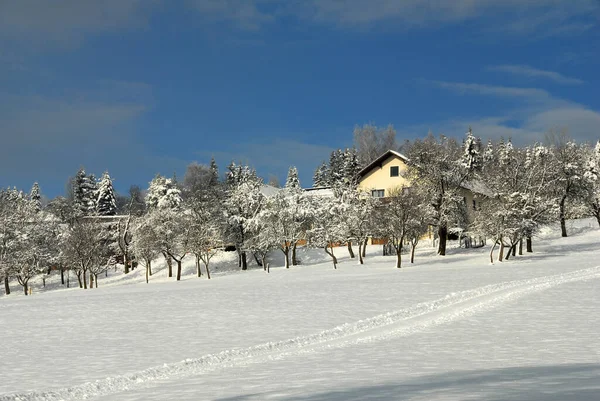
left=96, top=172, right=117, bottom=216
left=29, top=182, right=42, bottom=212
left=313, top=162, right=329, bottom=187
left=285, top=166, right=301, bottom=189
left=146, top=174, right=182, bottom=210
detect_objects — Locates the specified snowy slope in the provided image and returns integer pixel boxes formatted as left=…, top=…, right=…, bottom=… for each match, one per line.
left=1, top=219, right=599, bottom=400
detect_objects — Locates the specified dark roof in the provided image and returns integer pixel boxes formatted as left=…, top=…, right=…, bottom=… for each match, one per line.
left=357, top=150, right=409, bottom=179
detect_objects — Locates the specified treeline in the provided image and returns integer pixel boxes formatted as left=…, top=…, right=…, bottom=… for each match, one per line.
left=1, top=128, right=599, bottom=296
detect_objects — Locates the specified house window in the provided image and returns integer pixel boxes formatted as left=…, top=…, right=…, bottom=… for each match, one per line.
left=390, top=166, right=399, bottom=177
left=371, top=189, right=385, bottom=198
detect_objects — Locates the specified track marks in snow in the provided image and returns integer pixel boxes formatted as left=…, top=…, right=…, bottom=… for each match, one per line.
left=4, top=267, right=599, bottom=401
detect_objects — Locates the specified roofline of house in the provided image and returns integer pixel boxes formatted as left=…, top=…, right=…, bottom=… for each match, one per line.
left=357, top=150, right=410, bottom=178
left=303, top=186, right=332, bottom=191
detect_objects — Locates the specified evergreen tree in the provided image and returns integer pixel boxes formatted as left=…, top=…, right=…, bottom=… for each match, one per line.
left=285, top=166, right=301, bottom=189
left=72, top=168, right=88, bottom=216
left=96, top=172, right=117, bottom=216
left=209, top=157, right=219, bottom=186
left=342, top=148, right=360, bottom=185
left=313, top=162, right=330, bottom=187
left=462, top=128, right=482, bottom=171
left=146, top=174, right=182, bottom=210
left=29, top=182, right=42, bottom=212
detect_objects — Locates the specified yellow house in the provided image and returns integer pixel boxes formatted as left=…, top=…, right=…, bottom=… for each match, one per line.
left=357, top=150, right=410, bottom=197
left=356, top=149, right=487, bottom=246
left=357, top=149, right=484, bottom=212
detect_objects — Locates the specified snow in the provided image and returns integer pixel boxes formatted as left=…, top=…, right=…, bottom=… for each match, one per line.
left=1, top=219, right=599, bottom=400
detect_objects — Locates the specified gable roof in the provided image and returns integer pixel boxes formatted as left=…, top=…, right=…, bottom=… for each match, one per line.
left=357, top=150, right=409, bottom=179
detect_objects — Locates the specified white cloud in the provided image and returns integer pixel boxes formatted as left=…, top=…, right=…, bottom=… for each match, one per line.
left=428, top=81, right=552, bottom=99
left=184, top=0, right=598, bottom=36
left=0, top=0, right=156, bottom=47
left=413, top=78, right=600, bottom=144
left=488, top=65, right=584, bottom=85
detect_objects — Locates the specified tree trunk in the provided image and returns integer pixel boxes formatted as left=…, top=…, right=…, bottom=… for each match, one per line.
left=324, top=245, right=337, bottom=269
left=241, top=252, right=248, bottom=271
left=163, top=252, right=172, bottom=277
left=437, top=224, right=447, bottom=256
left=595, top=208, right=600, bottom=227
left=205, top=262, right=211, bottom=279
left=498, top=242, right=504, bottom=263
left=61, top=268, right=65, bottom=285
left=94, top=274, right=98, bottom=288
left=89, top=274, right=94, bottom=289
left=237, top=249, right=242, bottom=268
left=526, top=236, right=533, bottom=253
left=396, top=247, right=402, bottom=268
left=518, top=239, right=523, bottom=256
left=362, top=238, right=368, bottom=257
left=504, top=243, right=517, bottom=260
left=76, top=271, right=82, bottom=288
left=252, top=252, right=262, bottom=267
left=124, top=253, right=129, bottom=274
left=347, top=241, right=355, bottom=258
left=292, top=242, right=298, bottom=266
left=358, top=242, right=364, bottom=265
left=146, top=264, right=149, bottom=284
left=410, top=243, right=416, bottom=264
left=489, top=240, right=497, bottom=264
left=282, top=247, right=290, bottom=269
left=262, top=256, right=268, bottom=273
left=148, top=260, right=152, bottom=276
left=196, top=255, right=201, bottom=277
left=560, top=195, right=568, bottom=237
left=83, top=271, right=87, bottom=289
left=176, top=260, right=182, bottom=281
left=4, top=276, right=10, bottom=295
left=512, top=244, right=516, bottom=257
left=23, top=282, right=28, bottom=296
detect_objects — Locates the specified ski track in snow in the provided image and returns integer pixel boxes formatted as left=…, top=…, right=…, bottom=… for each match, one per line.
left=4, top=266, right=599, bottom=401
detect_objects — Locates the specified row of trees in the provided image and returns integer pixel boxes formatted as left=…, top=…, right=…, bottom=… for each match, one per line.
left=1, top=128, right=599, bottom=295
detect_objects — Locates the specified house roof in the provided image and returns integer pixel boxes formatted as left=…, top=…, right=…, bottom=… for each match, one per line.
left=303, top=186, right=334, bottom=197
left=460, top=179, right=493, bottom=197
left=357, top=150, right=409, bottom=179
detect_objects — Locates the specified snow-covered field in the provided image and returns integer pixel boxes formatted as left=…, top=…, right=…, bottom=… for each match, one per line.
left=1, top=219, right=599, bottom=401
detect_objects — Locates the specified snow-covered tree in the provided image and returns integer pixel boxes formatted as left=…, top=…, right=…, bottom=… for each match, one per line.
left=583, top=140, right=600, bottom=227
left=29, top=182, right=42, bottom=212
left=313, top=162, right=329, bottom=187
left=146, top=174, right=182, bottom=211
left=153, top=209, right=191, bottom=281
left=131, top=214, right=161, bottom=283
left=405, top=131, right=476, bottom=256
left=60, top=220, right=106, bottom=289
left=252, top=187, right=311, bottom=269
left=285, top=166, right=301, bottom=189
left=224, top=162, right=265, bottom=271
left=307, top=195, right=345, bottom=269
left=0, top=188, right=31, bottom=295
left=548, top=134, right=589, bottom=237
left=472, top=141, right=556, bottom=262
left=379, top=186, right=430, bottom=268
left=96, top=172, right=117, bottom=216
left=339, top=187, right=376, bottom=264
left=72, top=168, right=98, bottom=216
left=462, top=128, right=482, bottom=171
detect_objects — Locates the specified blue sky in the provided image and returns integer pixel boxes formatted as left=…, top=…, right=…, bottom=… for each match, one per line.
left=1, top=0, right=599, bottom=198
